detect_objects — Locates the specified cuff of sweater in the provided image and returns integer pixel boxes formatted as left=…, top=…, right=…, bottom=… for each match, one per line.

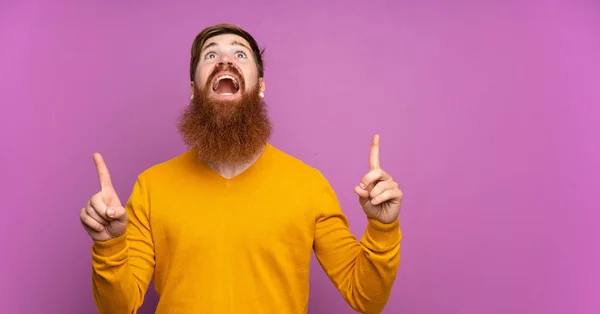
left=92, top=234, right=127, bottom=257
left=365, top=217, right=402, bottom=251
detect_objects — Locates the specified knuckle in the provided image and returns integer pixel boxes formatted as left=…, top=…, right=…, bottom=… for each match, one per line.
left=365, top=175, right=376, bottom=184
left=91, top=192, right=103, bottom=203
left=81, top=215, right=92, bottom=226
left=89, top=205, right=103, bottom=218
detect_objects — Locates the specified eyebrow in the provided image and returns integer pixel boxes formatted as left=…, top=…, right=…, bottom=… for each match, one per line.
left=202, top=41, right=251, bottom=53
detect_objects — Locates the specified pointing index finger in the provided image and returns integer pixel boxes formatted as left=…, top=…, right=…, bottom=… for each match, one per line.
left=369, top=134, right=380, bottom=170
left=93, top=152, right=113, bottom=191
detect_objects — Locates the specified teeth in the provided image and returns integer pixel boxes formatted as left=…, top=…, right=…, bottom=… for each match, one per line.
left=220, top=93, right=234, bottom=96
left=213, top=75, right=239, bottom=90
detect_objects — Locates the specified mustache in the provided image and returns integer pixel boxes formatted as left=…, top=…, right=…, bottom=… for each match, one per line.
left=206, top=64, right=245, bottom=89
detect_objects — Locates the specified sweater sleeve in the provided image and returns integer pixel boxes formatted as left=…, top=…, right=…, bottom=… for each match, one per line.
left=312, top=171, right=401, bottom=314
left=91, top=176, right=155, bottom=314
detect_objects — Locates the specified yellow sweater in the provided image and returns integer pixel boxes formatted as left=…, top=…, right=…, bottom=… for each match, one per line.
left=91, top=143, right=402, bottom=314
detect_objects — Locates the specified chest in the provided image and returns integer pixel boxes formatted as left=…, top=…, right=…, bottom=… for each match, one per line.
left=149, top=182, right=316, bottom=260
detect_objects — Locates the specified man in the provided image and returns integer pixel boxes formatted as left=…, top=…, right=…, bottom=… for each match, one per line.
left=80, top=23, right=403, bottom=314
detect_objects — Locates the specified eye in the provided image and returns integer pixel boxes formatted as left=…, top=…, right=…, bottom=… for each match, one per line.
left=204, top=52, right=217, bottom=59
left=235, top=51, right=247, bottom=58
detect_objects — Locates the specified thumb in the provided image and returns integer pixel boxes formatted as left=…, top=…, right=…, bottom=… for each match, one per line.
left=106, top=206, right=127, bottom=222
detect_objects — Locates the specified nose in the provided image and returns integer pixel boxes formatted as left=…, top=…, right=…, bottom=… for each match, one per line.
left=218, top=54, right=233, bottom=66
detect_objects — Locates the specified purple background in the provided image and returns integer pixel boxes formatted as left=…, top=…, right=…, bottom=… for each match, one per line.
left=1, top=0, right=599, bottom=313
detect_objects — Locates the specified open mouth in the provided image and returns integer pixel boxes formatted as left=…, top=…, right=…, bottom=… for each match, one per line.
left=212, top=74, right=240, bottom=96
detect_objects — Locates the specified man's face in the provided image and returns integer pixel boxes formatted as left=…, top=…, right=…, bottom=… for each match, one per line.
left=192, top=33, right=264, bottom=102
left=178, top=32, right=272, bottom=165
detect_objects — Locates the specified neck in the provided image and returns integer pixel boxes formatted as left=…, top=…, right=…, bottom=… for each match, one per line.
left=204, top=143, right=266, bottom=179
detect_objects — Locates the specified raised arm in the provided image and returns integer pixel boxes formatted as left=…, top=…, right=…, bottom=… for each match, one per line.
left=313, top=134, right=403, bottom=313
left=81, top=153, right=155, bottom=314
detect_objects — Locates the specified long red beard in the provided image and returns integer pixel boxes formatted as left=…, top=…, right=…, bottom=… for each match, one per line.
left=177, top=83, right=272, bottom=165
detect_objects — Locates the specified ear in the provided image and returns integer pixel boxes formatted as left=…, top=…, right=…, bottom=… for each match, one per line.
left=259, top=77, right=265, bottom=93
left=190, top=81, right=195, bottom=99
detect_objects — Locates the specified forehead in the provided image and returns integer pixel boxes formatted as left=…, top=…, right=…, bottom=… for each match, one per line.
left=201, top=34, right=251, bottom=51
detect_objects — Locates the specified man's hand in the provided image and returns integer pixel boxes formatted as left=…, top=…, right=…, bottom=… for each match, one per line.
left=80, top=153, right=128, bottom=241
left=354, top=134, right=403, bottom=224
